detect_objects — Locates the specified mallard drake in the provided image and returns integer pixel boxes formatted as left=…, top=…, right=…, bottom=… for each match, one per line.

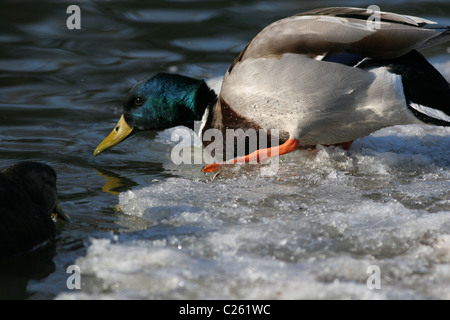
left=0, top=161, right=69, bottom=259
left=94, top=7, right=450, bottom=172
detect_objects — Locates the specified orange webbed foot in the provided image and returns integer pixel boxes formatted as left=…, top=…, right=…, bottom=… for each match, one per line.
left=202, top=139, right=300, bottom=173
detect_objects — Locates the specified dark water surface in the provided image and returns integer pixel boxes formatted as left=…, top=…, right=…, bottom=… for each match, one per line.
left=0, top=0, right=449, bottom=299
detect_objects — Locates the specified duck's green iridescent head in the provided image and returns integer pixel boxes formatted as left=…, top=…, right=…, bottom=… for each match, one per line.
left=94, top=73, right=216, bottom=156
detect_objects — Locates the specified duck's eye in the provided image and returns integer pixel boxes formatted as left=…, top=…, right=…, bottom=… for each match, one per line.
left=134, top=97, right=144, bottom=106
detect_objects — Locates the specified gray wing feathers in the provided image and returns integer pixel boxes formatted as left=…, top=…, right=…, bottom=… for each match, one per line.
left=296, top=7, right=437, bottom=26
left=232, top=7, right=447, bottom=68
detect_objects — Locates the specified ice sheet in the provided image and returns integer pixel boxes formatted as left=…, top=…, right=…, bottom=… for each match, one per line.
left=57, top=124, right=450, bottom=300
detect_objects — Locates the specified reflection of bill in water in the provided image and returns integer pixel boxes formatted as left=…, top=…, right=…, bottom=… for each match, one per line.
left=94, top=168, right=137, bottom=197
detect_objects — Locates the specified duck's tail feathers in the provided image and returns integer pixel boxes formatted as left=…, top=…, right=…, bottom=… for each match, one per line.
left=394, top=50, right=450, bottom=126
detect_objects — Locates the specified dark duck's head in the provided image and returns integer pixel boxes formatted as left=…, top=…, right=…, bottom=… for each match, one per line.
left=94, top=73, right=217, bottom=156
left=0, top=161, right=69, bottom=259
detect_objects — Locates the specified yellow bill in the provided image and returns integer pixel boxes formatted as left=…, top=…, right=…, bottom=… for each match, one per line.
left=94, top=114, right=134, bottom=156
